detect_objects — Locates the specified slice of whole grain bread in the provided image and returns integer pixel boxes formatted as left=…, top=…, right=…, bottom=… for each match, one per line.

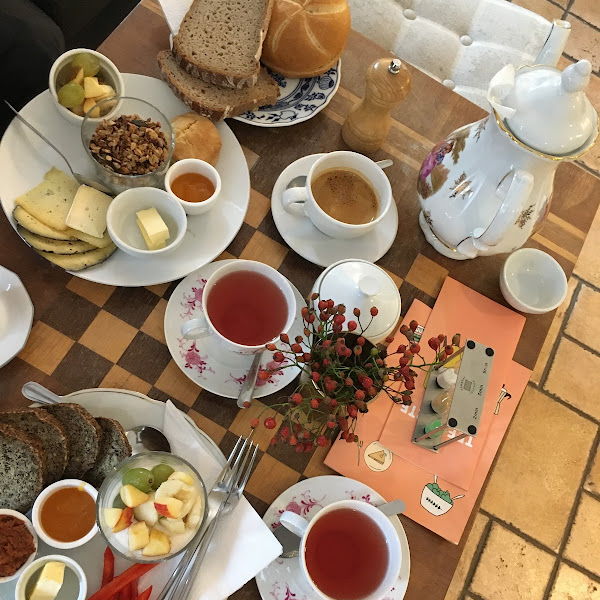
left=0, top=424, right=45, bottom=513
left=0, top=409, right=68, bottom=485
left=158, top=51, right=278, bottom=121
left=172, top=0, right=274, bottom=89
left=84, top=417, right=132, bottom=488
left=42, top=403, right=102, bottom=478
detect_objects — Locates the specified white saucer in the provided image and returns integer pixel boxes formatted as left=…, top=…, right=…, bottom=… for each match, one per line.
left=256, top=475, right=410, bottom=600
left=271, top=154, right=399, bottom=267
left=0, top=266, right=34, bottom=368
left=164, top=260, right=304, bottom=399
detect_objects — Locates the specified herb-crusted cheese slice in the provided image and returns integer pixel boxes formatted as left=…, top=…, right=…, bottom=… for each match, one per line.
left=65, top=185, right=113, bottom=238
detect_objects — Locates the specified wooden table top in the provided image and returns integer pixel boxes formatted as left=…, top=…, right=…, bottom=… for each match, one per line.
left=2, top=2, right=600, bottom=599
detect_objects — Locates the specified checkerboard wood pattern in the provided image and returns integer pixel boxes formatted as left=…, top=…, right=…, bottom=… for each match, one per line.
left=2, top=4, right=600, bottom=600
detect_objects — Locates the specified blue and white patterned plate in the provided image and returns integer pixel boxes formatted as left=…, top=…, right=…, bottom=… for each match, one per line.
left=234, top=61, right=341, bottom=127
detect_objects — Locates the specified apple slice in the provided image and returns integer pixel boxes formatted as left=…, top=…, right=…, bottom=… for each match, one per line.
left=133, top=492, right=159, bottom=527
left=83, top=97, right=100, bottom=118
left=121, top=484, right=150, bottom=508
left=175, top=483, right=196, bottom=503
left=185, top=495, right=204, bottom=529
left=103, top=507, right=122, bottom=529
left=113, top=506, right=133, bottom=533
left=142, top=528, right=171, bottom=557
left=94, top=84, right=116, bottom=101
left=154, top=497, right=183, bottom=519
left=155, top=479, right=184, bottom=500
left=179, top=494, right=195, bottom=519
left=129, top=521, right=150, bottom=551
left=83, top=76, right=104, bottom=98
left=168, top=471, right=195, bottom=486
left=70, top=68, right=84, bottom=86
left=159, top=518, right=186, bottom=535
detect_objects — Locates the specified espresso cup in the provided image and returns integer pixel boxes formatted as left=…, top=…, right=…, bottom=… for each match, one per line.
left=279, top=499, right=402, bottom=600
left=281, top=151, right=392, bottom=240
left=180, top=260, right=296, bottom=356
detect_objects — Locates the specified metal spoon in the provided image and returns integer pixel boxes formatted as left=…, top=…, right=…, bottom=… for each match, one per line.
left=286, top=158, right=394, bottom=190
left=4, top=100, right=115, bottom=195
left=274, top=498, right=406, bottom=558
left=21, top=381, right=171, bottom=454
left=237, top=352, right=263, bottom=409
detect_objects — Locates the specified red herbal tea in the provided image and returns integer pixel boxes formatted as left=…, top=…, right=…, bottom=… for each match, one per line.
left=206, top=270, right=288, bottom=346
left=305, top=508, right=389, bottom=600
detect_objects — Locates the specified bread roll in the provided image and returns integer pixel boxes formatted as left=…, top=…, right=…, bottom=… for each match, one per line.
left=171, top=113, right=222, bottom=165
left=262, top=0, right=350, bottom=79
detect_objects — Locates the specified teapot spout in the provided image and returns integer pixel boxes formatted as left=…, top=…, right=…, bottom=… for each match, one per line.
left=536, top=19, right=571, bottom=66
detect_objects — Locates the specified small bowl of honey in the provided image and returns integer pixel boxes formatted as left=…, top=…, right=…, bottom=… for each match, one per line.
left=32, top=480, right=98, bottom=550
left=165, top=158, right=221, bottom=216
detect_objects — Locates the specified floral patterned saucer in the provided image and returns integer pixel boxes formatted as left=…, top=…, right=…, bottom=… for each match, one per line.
left=164, top=260, right=304, bottom=399
left=234, top=62, right=341, bottom=127
left=256, top=475, right=410, bottom=600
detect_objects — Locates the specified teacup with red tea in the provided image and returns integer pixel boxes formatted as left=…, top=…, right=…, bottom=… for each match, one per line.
left=279, top=499, right=402, bottom=600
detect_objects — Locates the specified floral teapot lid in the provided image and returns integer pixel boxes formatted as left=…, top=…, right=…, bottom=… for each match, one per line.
left=488, top=60, right=598, bottom=156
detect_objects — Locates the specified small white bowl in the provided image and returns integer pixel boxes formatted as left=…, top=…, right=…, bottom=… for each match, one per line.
left=165, top=159, right=222, bottom=215
left=49, top=48, right=124, bottom=125
left=500, top=248, right=568, bottom=314
left=0, top=510, right=38, bottom=583
left=32, top=480, right=98, bottom=550
left=15, top=555, right=87, bottom=600
left=106, top=187, right=187, bottom=258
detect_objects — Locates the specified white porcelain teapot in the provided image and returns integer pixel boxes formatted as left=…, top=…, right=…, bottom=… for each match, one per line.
left=417, top=24, right=598, bottom=260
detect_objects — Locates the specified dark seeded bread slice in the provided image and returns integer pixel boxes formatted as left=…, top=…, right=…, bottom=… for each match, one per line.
left=0, top=424, right=45, bottom=513
left=158, top=51, right=279, bottom=121
left=42, top=403, right=102, bottom=479
left=172, top=0, right=274, bottom=89
left=0, top=409, right=68, bottom=485
left=83, top=417, right=132, bottom=488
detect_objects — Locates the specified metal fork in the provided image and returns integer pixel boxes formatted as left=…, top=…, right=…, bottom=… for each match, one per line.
left=156, top=435, right=258, bottom=600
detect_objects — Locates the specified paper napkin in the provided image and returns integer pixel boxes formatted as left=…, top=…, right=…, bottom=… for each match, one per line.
left=139, top=401, right=282, bottom=600
left=156, top=0, right=192, bottom=34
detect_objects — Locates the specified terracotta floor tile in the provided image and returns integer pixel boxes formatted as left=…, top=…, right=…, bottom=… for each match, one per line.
left=187, top=409, right=227, bottom=446
left=571, top=0, right=600, bottom=29
left=544, top=338, right=600, bottom=419
left=512, top=0, right=563, bottom=20
left=531, top=276, right=577, bottom=385
left=564, top=493, right=600, bottom=576
left=140, top=298, right=168, bottom=344
left=481, top=386, right=595, bottom=550
left=230, top=400, right=283, bottom=452
left=154, top=360, right=201, bottom=407
left=18, top=321, right=73, bottom=375
left=245, top=189, right=271, bottom=228
left=404, top=253, right=449, bottom=298
left=565, top=16, right=600, bottom=73
left=565, top=284, right=600, bottom=352
left=66, top=277, right=115, bottom=307
left=574, top=205, right=600, bottom=286
left=245, top=453, right=300, bottom=504
left=239, top=230, right=289, bottom=270
left=549, top=562, right=600, bottom=600
left=585, top=443, right=600, bottom=495
left=79, top=310, right=138, bottom=363
left=470, top=522, right=555, bottom=600
left=99, top=364, right=152, bottom=395
left=444, top=513, right=489, bottom=600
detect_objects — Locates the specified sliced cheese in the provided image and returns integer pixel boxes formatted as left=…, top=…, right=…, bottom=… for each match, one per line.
left=13, top=206, right=77, bottom=241
left=65, top=185, right=112, bottom=238
left=65, top=227, right=113, bottom=248
left=136, top=208, right=170, bottom=250
left=29, top=561, right=65, bottom=600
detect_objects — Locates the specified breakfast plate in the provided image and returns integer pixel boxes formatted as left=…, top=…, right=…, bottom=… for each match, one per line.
left=164, top=260, right=304, bottom=399
left=271, top=154, right=399, bottom=267
left=234, top=62, right=341, bottom=127
left=0, top=74, right=250, bottom=287
left=256, top=475, right=410, bottom=600
left=0, top=266, right=34, bottom=368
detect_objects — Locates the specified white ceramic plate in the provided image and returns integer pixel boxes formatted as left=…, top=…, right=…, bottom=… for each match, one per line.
left=271, top=154, right=399, bottom=267
left=0, top=74, right=250, bottom=287
left=0, top=266, right=34, bottom=368
left=0, top=388, right=224, bottom=600
left=164, top=260, right=303, bottom=399
left=256, top=475, right=410, bottom=600
left=234, top=62, right=341, bottom=127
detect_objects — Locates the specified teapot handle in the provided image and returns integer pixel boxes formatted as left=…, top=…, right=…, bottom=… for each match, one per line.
left=476, top=170, right=534, bottom=247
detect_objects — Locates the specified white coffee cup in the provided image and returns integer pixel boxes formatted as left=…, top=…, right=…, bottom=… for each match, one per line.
left=281, top=151, right=392, bottom=240
left=279, top=499, right=402, bottom=600
left=180, top=260, right=296, bottom=355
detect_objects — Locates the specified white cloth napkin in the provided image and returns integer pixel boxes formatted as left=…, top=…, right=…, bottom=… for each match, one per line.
left=487, top=64, right=517, bottom=119
left=139, top=401, right=282, bottom=600
left=157, top=0, right=192, bottom=34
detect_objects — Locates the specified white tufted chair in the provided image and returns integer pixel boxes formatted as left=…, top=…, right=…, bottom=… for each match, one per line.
left=348, top=0, right=568, bottom=110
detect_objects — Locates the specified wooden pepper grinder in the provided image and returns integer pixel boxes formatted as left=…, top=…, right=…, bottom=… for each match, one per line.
left=342, top=58, right=411, bottom=154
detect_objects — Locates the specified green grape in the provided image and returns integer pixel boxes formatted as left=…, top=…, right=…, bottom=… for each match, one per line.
left=70, top=53, right=100, bottom=77
left=122, top=467, right=154, bottom=492
left=112, top=495, right=127, bottom=509
left=57, top=82, right=85, bottom=108
left=151, top=464, right=174, bottom=490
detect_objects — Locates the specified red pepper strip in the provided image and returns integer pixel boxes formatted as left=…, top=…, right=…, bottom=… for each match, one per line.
left=130, top=579, right=138, bottom=600
left=102, top=548, right=115, bottom=587
left=135, top=586, right=152, bottom=600
left=89, top=563, right=158, bottom=600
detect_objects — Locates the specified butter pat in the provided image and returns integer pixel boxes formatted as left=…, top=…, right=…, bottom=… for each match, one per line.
left=136, top=208, right=170, bottom=250
left=29, top=561, right=65, bottom=600
left=65, top=185, right=112, bottom=238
